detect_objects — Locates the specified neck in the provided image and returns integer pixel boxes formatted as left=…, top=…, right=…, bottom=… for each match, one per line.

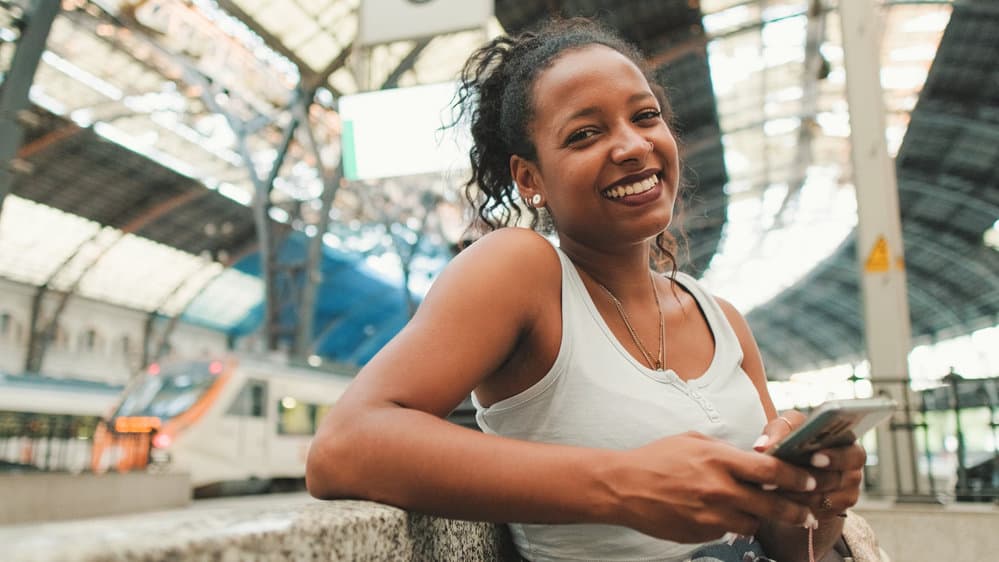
left=557, top=235, right=657, bottom=297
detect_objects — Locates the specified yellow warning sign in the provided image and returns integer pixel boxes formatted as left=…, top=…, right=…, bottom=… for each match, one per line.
left=865, top=236, right=890, bottom=272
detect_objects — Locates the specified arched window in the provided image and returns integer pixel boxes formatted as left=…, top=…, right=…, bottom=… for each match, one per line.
left=80, top=327, right=102, bottom=353
left=0, top=312, right=11, bottom=340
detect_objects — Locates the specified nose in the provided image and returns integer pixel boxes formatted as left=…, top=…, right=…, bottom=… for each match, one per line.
left=609, top=126, right=652, bottom=165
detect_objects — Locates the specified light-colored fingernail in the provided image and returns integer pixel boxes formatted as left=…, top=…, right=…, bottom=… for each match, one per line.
left=753, top=435, right=769, bottom=449
left=762, top=483, right=778, bottom=491
left=811, top=453, right=830, bottom=468
left=801, top=511, right=819, bottom=530
left=805, top=476, right=817, bottom=491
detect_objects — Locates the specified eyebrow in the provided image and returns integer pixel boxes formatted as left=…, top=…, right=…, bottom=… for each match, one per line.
left=560, top=91, right=658, bottom=125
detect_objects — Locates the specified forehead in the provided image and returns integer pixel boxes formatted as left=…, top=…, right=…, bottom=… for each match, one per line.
left=530, top=44, right=654, bottom=124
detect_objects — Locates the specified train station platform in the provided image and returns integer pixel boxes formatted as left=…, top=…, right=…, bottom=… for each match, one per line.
left=2, top=491, right=998, bottom=561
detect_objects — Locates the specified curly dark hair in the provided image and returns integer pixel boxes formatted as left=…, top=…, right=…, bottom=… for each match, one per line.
left=449, top=17, right=688, bottom=273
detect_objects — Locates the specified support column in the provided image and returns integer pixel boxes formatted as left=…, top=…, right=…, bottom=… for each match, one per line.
left=293, top=98, right=342, bottom=360
left=0, top=0, right=60, bottom=218
left=838, top=0, right=923, bottom=500
left=202, top=87, right=300, bottom=351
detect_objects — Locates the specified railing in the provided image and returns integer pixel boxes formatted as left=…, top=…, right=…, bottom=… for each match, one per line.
left=850, top=373, right=999, bottom=504
left=4, top=374, right=997, bottom=505
left=0, top=412, right=99, bottom=473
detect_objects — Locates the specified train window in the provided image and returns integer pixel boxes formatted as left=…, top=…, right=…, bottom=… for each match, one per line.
left=278, top=397, right=317, bottom=435
left=313, top=404, right=331, bottom=428
left=226, top=380, right=267, bottom=418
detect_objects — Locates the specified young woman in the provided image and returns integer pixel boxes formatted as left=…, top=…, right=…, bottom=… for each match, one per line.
left=307, top=18, right=866, bottom=562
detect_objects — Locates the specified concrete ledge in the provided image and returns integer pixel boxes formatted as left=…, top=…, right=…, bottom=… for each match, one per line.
left=1, top=495, right=519, bottom=562
left=854, top=499, right=999, bottom=561
left=4, top=491, right=997, bottom=561
left=0, top=472, right=191, bottom=525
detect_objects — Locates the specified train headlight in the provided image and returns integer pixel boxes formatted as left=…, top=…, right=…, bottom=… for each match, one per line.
left=152, top=432, right=172, bottom=449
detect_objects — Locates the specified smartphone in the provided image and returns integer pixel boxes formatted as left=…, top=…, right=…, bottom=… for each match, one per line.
left=766, top=398, right=897, bottom=465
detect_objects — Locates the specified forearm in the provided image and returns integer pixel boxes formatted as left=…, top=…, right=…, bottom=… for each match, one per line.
left=306, top=404, right=618, bottom=525
left=758, top=514, right=845, bottom=561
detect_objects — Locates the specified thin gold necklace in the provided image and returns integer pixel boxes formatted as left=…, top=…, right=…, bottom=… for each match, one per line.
left=594, top=273, right=666, bottom=371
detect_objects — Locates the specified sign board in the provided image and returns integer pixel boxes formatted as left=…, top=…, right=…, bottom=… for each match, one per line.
left=358, top=0, right=492, bottom=46
left=339, top=82, right=471, bottom=180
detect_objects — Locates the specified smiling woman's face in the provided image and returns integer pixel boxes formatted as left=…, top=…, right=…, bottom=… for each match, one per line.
left=513, top=44, right=681, bottom=252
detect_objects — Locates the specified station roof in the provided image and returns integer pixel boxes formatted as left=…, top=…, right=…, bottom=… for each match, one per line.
left=747, top=0, right=999, bottom=378
left=2, top=0, right=996, bottom=375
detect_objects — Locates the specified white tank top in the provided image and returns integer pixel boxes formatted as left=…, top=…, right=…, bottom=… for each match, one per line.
left=473, top=246, right=769, bottom=562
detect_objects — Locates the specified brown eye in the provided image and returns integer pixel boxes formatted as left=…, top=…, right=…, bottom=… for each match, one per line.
left=635, top=109, right=662, bottom=122
left=566, top=128, right=598, bottom=145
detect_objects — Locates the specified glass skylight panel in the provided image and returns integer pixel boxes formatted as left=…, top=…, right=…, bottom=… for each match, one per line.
left=47, top=227, right=121, bottom=293
left=76, top=234, right=208, bottom=312
left=699, top=2, right=950, bottom=316
left=0, top=197, right=100, bottom=286
left=31, top=63, right=109, bottom=112
left=230, top=0, right=353, bottom=75
left=297, top=32, right=341, bottom=71
left=183, top=268, right=264, bottom=329
left=158, top=262, right=226, bottom=317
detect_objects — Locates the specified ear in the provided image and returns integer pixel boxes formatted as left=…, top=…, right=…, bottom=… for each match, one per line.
left=510, top=154, right=542, bottom=200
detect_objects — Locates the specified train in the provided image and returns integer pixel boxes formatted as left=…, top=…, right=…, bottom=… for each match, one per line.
left=0, top=373, right=122, bottom=473
left=0, top=372, right=121, bottom=417
left=90, top=355, right=356, bottom=494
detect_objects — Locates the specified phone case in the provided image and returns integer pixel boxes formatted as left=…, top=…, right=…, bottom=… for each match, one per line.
left=767, top=398, right=896, bottom=465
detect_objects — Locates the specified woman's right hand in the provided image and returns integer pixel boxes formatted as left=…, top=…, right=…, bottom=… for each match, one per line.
left=609, top=431, right=818, bottom=543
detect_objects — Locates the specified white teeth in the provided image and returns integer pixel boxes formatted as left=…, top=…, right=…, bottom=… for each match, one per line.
left=605, top=175, right=658, bottom=199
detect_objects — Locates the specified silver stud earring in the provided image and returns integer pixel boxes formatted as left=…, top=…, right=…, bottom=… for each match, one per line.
left=531, top=193, right=542, bottom=207
left=648, top=141, right=654, bottom=151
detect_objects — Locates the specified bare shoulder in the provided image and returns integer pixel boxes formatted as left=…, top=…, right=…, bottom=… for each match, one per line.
left=437, top=227, right=562, bottom=296
left=340, top=228, right=563, bottom=418
left=713, top=295, right=748, bottom=331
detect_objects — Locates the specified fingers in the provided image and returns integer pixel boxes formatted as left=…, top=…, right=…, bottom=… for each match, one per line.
left=730, top=450, right=818, bottom=493
left=753, top=411, right=805, bottom=452
left=811, top=442, right=867, bottom=471
left=781, top=468, right=863, bottom=514
left=730, top=481, right=815, bottom=528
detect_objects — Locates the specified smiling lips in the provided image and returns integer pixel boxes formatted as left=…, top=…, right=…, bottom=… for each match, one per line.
left=603, top=174, right=659, bottom=200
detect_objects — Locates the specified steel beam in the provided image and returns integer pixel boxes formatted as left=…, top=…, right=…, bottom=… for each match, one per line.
left=215, top=0, right=316, bottom=80
left=305, top=41, right=354, bottom=95
left=0, top=0, right=60, bottom=219
left=199, top=81, right=301, bottom=351
left=15, top=123, right=81, bottom=160
left=774, top=0, right=825, bottom=221
left=147, top=267, right=227, bottom=365
left=380, top=38, right=432, bottom=90
left=292, top=100, right=343, bottom=359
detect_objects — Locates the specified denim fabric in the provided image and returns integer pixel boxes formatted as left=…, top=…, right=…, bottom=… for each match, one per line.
left=686, top=536, right=774, bottom=562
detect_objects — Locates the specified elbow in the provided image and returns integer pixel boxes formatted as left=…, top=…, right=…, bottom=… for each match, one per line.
left=305, top=446, right=334, bottom=499
left=305, top=414, right=359, bottom=500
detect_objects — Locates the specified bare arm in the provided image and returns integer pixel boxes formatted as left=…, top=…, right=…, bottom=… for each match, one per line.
left=306, top=232, right=819, bottom=543
left=718, top=297, right=853, bottom=559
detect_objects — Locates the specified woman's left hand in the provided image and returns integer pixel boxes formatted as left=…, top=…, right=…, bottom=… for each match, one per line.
left=753, top=413, right=867, bottom=518
left=792, top=442, right=866, bottom=517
